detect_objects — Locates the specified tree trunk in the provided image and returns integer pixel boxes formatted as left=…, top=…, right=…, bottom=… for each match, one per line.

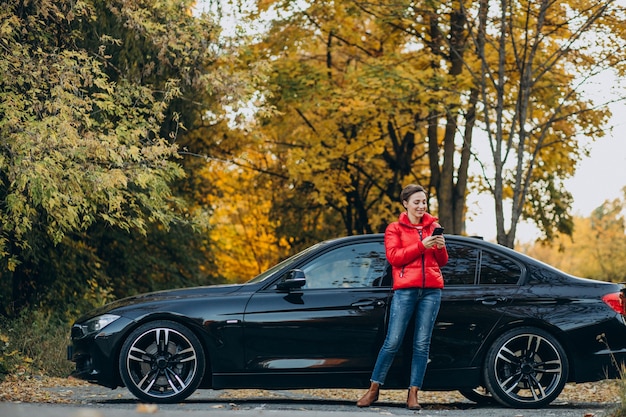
left=429, top=2, right=470, bottom=236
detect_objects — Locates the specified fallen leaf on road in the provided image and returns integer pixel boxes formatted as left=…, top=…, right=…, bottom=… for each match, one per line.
left=135, top=403, right=158, bottom=413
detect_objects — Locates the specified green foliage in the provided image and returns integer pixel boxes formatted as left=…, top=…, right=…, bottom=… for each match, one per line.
left=89, top=222, right=222, bottom=299
left=524, top=173, right=575, bottom=241
left=0, top=0, right=185, bottom=312
left=0, top=0, right=232, bottom=317
left=0, top=235, right=114, bottom=320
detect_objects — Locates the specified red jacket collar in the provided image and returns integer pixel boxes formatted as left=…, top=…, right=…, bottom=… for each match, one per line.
left=398, top=211, right=438, bottom=228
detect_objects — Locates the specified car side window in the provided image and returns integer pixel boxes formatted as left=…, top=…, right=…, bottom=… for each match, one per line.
left=301, top=242, right=388, bottom=289
left=441, top=242, right=479, bottom=285
left=479, top=250, right=521, bottom=285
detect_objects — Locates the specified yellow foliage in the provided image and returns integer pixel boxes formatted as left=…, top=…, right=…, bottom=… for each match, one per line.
left=203, top=156, right=291, bottom=282
left=205, top=0, right=626, bottom=255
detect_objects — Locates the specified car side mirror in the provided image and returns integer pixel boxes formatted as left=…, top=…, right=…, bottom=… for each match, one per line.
left=277, top=269, right=306, bottom=291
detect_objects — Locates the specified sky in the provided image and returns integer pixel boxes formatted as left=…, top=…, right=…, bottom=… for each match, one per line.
left=465, top=98, right=626, bottom=243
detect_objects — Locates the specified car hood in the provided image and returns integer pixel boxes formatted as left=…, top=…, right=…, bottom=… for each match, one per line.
left=76, top=283, right=246, bottom=322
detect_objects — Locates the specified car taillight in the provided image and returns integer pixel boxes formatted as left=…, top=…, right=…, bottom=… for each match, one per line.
left=602, top=292, right=625, bottom=315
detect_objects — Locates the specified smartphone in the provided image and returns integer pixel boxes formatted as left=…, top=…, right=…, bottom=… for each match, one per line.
left=432, top=227, right=444, bottom=236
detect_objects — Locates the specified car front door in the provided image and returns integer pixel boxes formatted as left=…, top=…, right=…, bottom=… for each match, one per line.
left=242, top=239, right=392, bottom=387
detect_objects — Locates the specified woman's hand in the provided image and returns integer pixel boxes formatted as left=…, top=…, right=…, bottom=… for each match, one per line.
left=423, top=235, right=445, bottom=249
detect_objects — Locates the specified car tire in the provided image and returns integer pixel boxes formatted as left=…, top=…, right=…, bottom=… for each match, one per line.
left=119, top=320, right=206, bottom=403
left=483, top=326, right=568, bottom=408
left=458, top=386, right=494, bottom=404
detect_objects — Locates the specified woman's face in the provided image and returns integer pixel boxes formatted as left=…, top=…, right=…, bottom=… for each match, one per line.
left=403, top=191, right=427, bottom=221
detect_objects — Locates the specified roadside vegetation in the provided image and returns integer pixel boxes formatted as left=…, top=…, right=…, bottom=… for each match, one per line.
left=611, top=375, right=626, bottom=417
left=0, top=310, right=73, bottom=379
left=602, top=340, right=626, bottom=417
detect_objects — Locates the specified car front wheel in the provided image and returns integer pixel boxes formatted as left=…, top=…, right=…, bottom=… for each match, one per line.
left=119, top=320, right=206, bottom=403
left=483, top=326, right=568, bottom=408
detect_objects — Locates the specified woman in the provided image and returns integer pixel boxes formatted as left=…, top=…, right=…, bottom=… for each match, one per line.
left=356, top=184, right=448, bottom=410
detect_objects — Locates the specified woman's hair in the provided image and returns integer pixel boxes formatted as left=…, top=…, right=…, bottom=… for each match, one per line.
left=400, top=184, right=427, bottom=202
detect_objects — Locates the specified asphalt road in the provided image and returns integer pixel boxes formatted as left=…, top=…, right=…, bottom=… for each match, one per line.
left=0, top=383, right=618, bottom=417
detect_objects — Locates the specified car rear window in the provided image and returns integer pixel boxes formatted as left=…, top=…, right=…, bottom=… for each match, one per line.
left=442, top=242, right=522, bottom=286
left=479, top=250, right=522, bottom=285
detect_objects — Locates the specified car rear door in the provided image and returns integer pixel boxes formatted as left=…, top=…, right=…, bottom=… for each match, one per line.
left=424, top=239, right=523, bottom=389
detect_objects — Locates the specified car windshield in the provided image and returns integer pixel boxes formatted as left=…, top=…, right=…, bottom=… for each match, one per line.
left=245, top=241, right=325, bottom=284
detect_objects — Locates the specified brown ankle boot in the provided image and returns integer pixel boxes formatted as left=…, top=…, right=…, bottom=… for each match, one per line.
left=407, top=386, right=421, bottom=410
left=356, top=382, right=380, bottom=407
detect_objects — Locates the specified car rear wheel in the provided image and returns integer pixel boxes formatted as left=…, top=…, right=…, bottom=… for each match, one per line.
left=483, top=326, right=568, bottom=408
left=458, top=386, right=494, bottom=404
left=119, top=320, right=205, bottom=403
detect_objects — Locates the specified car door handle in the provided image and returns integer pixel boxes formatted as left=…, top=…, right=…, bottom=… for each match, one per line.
left=475, top=296, right=507, bottom=306
left=352, top=300, right=386, bottom=309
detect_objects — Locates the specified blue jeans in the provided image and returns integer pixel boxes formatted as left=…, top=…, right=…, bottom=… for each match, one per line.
left=370, top=288, right=442, bottom=388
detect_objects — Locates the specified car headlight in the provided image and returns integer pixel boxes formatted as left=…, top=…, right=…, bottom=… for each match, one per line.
left=76, top=314, right=121, bottom=338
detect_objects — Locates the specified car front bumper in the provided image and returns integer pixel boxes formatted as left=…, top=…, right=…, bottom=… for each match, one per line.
left=67, top=316, right=135, bottom=389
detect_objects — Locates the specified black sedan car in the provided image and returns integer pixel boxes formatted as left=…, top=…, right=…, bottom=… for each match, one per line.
left=68, top=234, right=626, bottom=408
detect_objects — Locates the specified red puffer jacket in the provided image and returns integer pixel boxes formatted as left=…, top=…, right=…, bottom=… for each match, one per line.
left=385, top=212, right=449, bottom=290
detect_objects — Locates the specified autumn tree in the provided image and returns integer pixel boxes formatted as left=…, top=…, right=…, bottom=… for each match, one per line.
left=349, top=0, right=478, bottom=236
left=222, top=0, right=484, bottom=244
left=328, top=0, right=626, bottom=247
left=225, top=0, right=623, bottom=246
left=200, top=151, right=292, bottom=281
left=222, top=0, right=445, bottom=247
left=469, top=0, right=626, bottom=247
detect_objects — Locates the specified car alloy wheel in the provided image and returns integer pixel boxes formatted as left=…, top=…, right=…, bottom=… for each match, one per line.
left=119, top=320, right=206, bottom=403
left=483, top=326, right=568, bottom=408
